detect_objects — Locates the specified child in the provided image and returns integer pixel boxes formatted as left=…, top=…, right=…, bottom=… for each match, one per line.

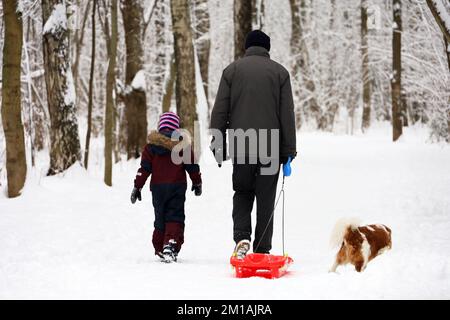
left=130, top=112, right=202, bottom=263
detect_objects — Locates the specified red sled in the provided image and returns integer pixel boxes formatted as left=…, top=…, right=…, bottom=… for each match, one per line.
left=230, top=253, right=293, bottom=279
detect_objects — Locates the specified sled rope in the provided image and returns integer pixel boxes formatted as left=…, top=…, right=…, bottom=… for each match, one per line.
left=254, top=175, right=286, bottom=256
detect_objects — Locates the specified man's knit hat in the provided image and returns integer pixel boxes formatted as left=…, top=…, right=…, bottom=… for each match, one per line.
left=158, top=112, right=180, bottom=132
left=245, top=30, right=271, bottom=52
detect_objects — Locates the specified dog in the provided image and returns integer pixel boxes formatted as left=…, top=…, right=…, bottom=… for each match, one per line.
left=329, top=218, right=392, bottom=272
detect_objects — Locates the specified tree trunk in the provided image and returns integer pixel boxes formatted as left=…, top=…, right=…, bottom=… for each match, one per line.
left=105, top=0, right=118, bottom=186
left=234, top=0, right=252, bottom=60
left=192, top=0, right=211, bottom=109
left=84, top=0, right=96, bottom=169
left=444, top=36, right=450, bottom=72
left=24, top=15, right=36, bottom=167
left=170, top=0, right=198, bottom=139
left=29, top=18, right=46, bottom=152
left=154, top=0, right=168, bottom=111
left=42, top=0, right=81, bottom=175
left=72, top=1, right=91, bottom=104
left=162, top=55, right=176, bottom=113
left=1, top=0, right=27, bottom=197
left=121, top=0, right=148, bottom=159
left=392, top=0, right=403, bottom=142
left=319, top=0, right=339, bottom=132
left=289, top=0, right=320, bottom=129
left=361, top=0, right=371, bottom=132
left=252, top=0, right=265, bottom=30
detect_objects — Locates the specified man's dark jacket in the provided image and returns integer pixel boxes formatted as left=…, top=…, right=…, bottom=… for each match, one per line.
left=210, top=46, right=296, bottom=161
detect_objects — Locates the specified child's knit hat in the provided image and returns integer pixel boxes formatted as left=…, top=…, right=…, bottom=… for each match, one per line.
left=158, top=112, right=180, bottom=132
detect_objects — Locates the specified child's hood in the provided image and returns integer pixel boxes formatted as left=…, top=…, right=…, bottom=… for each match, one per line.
left=147, top=130, right=191, bottom=155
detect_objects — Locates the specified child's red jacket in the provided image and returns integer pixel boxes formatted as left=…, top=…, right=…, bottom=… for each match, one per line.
left=134, top=130, right=202, bottom=189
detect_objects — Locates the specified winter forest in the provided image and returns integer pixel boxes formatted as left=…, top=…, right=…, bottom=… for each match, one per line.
left=1, top=0, right=450, bottom=299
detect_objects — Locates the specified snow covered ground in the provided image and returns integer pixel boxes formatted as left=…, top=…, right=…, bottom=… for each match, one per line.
left=1, top=125, right=450, bottom=299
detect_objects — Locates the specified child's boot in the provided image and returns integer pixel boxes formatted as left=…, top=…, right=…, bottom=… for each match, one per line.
left=152, top=228, right=165, bottom=260
left=162, top=239, right=178, bottom=263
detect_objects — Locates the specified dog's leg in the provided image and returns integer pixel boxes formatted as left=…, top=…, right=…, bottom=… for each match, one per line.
left=361, top=261, right=368, bottom=272
left=354, top=261, right=364, bottom=272
left=329, top=261, right=339, bottom=273
left=330, top=245, right=347, bottom=273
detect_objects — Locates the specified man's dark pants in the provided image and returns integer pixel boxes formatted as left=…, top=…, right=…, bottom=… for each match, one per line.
left=232, top=163, right=280, bottom=253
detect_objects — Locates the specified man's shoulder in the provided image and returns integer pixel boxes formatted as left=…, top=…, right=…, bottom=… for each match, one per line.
left=223, top=57, right=290, bottom=81
left=269, top=59, right=290, bottom=80
left=222, top=61, right=237, bottom=76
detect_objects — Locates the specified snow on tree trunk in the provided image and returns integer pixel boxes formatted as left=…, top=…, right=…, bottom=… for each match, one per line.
left=392, top=0, right=403, bottom=142
left=121, top=0, right=148, bottom=160
left=1, top=0, right=27, bottom=197
left=233, top=0, right=252, bottom=60
left=361, top=0, right=371, bottom=132
left=42, top=0, right=81, bottom=175
left=170, top=0, right=198, bottom=140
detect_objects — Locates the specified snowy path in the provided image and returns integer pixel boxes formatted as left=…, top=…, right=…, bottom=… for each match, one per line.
left=1, top=128, right=450, bottom=299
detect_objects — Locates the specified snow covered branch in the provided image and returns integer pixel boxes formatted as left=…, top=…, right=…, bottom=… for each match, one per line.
left=426, top=0, right=450, bottom=42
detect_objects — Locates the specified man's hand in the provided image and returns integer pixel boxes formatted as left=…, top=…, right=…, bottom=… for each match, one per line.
left=191, top=184, right=202, bottom=196
left=130, top=187, right=142, bottom=204
left=210, top=135, right=229, bottom=167
left=281, top=153, right=297, bottom=165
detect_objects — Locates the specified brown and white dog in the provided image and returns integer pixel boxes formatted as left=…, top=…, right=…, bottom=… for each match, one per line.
left=329, top=219, right=392, bottom=273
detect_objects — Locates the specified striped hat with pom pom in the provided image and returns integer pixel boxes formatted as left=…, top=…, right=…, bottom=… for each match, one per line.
left=158, top=112, right=180, bottom=132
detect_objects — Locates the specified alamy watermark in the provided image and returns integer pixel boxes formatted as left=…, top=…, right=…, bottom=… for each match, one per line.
left=168, top=122, right=282, bottom=176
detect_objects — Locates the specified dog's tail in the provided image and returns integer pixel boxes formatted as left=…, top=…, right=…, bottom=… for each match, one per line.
left=329, top=217, right=361, bottom=248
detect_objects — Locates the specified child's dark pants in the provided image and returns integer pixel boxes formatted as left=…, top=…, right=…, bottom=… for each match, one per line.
left=151, top=183, right=187, bottom=253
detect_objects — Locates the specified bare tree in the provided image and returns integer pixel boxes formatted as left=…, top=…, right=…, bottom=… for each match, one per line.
left=153, top=0, right=170, bottom=112
left=361, top=0, right=371, bottom=132
left=162, top=55, right=176, bottom=113
left=392, top=0, right=403, bottom=141
left=103, top=0, right=118, bottom=186
left=252, top=0, right=265, bottom=30
left=72, top=1, right=91, bottom=105
left=84, top=0, right=97, bottom=169
left=25, top=15, right=47, bottom=153
left=318, top=0, right=339, bottom=131
left=234, top=0, right=252, bottom=60
left=1, top=0, right=27, bottom=197
left=170, top=0, right=198, bottom=139
left=42, top=0, right=81, bottom=175
left=121, top=0, right=148, bottom=159
left=445, top=37, right=450, bottom=71
left=289, top=0, right=320, bottom=129
left=426, top=0, right=450, bottom=72
left=426, top=0, right=450, bottom=43
left=192, top=0, right=211, bottom=109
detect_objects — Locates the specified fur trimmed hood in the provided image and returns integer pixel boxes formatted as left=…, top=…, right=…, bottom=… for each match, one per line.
left=147, top=130, right=191, bottom=151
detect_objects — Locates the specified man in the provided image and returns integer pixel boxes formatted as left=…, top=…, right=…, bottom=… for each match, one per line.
left=210, top=30, right=297, bottom=258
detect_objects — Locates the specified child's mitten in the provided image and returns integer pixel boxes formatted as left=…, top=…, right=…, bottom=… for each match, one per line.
left=130, top=187, right=142, bottom=204
left=191, top=184, right=202, bottom=196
